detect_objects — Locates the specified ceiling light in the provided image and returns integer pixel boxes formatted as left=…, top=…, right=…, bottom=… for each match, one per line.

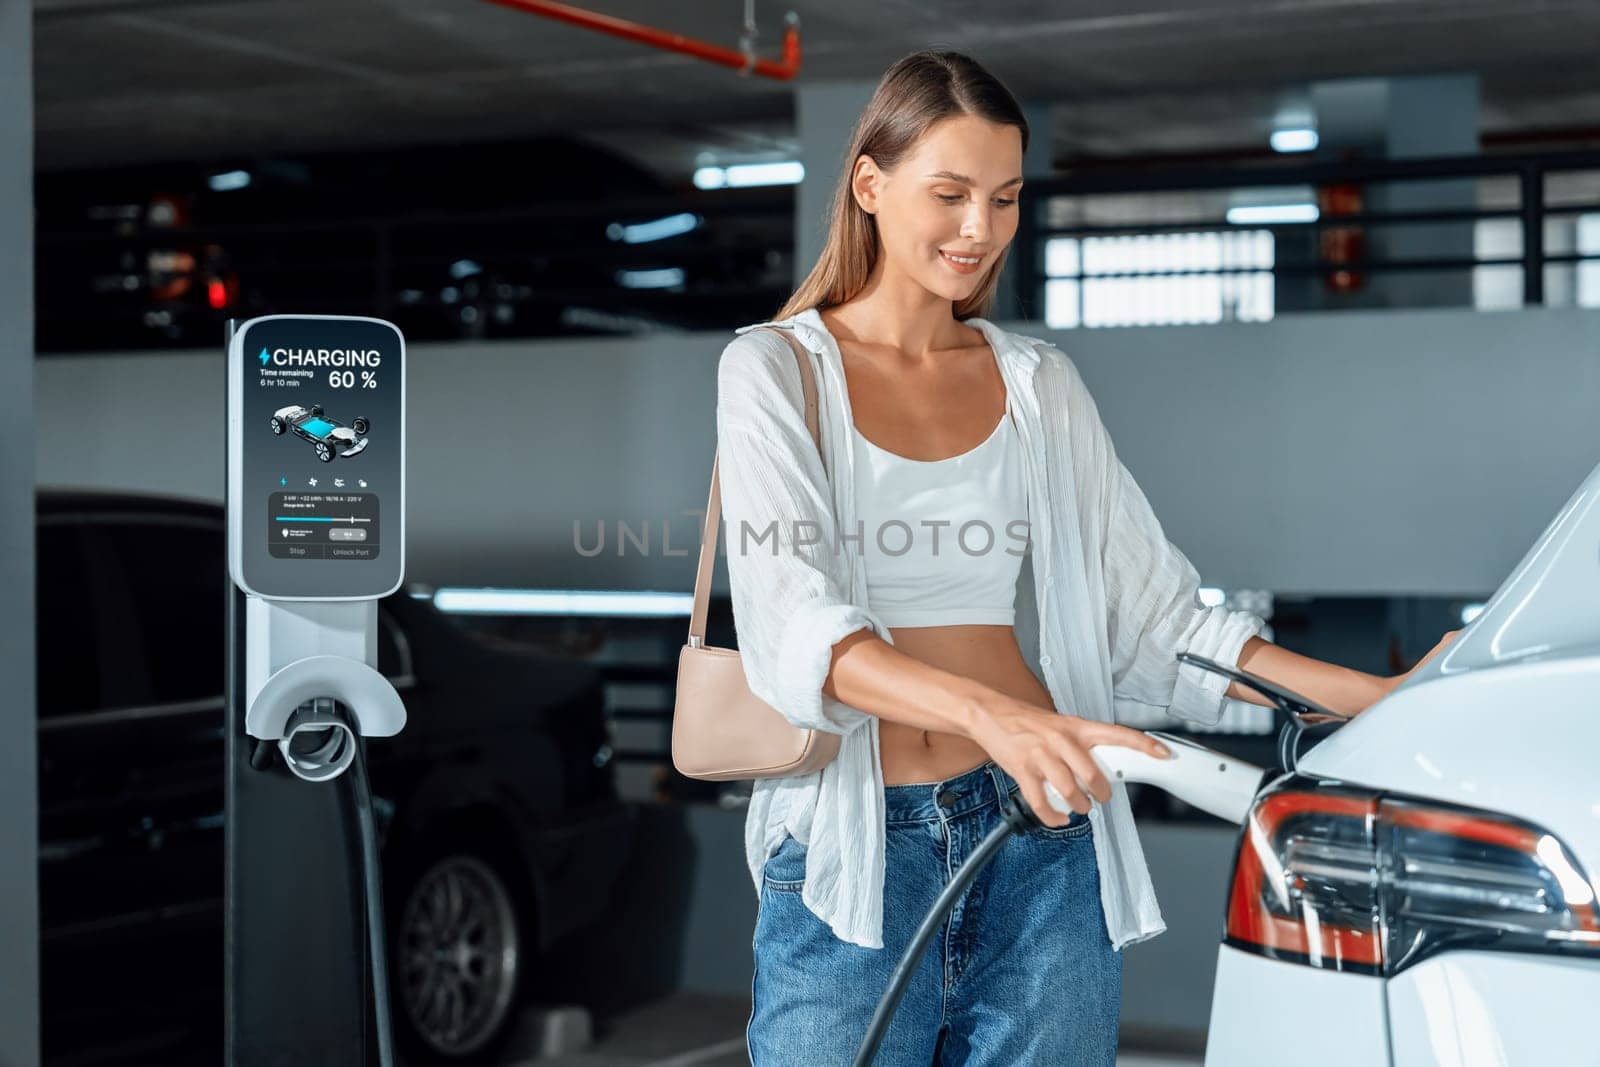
left=615, top=267, right=685, bottom=289
left=1226, top=204, right=1319, bottom=225
left=694, top=161, right=804, bottom=189
left=208, top=170, right=252, bottom=192
left=431, top=587, right=694, bottom=617
left=607, top=212, right=701, bottom=244
left=1270, top=128, right=1319, bottom=153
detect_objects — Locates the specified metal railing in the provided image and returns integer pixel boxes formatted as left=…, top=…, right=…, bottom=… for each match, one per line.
left=1011, top=147, right=1600, bottom=319
left=37, top=146, right=1600, bottom=352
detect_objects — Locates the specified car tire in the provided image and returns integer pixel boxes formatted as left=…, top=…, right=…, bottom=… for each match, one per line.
left=387, top=834, right=532, bottom=1066
left=310, top=405, right=323, bottom=417
left=270, top=417, right=285, bottom=435
left=352, top=417, right=369, bottom=435
left=316, top=444, right=334, bottom=462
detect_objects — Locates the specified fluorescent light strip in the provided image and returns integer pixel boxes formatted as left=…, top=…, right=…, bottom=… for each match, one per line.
left=608, top=212, right=701, bottom=244
left=693, top=161, right=805, bottom=190
left=1270, top=128, right=1319, bottom=153
left=208, top=170, right=251, bottom=192
left=615, top=267, right=685, bottom=289
left=432, top=588, right=695, bottom=617
left=1227, top=204, right=1319, bottom=225
left=727, top=161, right=803, bottom=187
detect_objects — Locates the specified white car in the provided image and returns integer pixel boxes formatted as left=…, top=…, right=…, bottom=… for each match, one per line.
left=1200, top=457, right=1600, bottom=1065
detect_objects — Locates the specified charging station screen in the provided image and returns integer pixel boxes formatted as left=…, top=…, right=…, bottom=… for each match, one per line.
left=234, top=316, right=403, bottom=598
left=269, top=491, right=380, bottom=560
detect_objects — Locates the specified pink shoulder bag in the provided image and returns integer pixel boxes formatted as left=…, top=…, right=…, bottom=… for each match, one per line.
left=670, top=326, right=843, bottom=781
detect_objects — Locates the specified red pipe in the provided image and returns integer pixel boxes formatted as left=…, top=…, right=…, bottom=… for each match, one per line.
left=479, top=0, right=802, bottom=80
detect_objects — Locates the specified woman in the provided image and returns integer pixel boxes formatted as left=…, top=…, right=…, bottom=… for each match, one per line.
left=716, top=50, right=1456, bottom=1064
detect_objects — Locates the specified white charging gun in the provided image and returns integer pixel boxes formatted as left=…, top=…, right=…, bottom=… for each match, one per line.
left=1042, top=731, right=1269, bottom=825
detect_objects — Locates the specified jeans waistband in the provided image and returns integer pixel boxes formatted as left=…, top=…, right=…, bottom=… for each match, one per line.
left=883, top=759, right=1023, bottom=825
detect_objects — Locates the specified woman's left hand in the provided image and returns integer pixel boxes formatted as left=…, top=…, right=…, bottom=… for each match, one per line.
left=1375, top=628, right=1465, bottom=703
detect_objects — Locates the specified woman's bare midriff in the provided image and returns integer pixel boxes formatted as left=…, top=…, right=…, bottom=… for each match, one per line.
left=879, top=623, right=1056, bottom=785
left=819, top=310, right=1050, bottom=784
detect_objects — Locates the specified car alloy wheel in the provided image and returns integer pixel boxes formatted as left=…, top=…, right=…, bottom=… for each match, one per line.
left=397, top=854, right=521, bottom=1059
left=316, top=444, right=334, bottom=462
left=270, top=417, right=285, bottom=434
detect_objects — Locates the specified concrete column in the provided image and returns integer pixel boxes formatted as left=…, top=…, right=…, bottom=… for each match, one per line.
left=995, top=101, right=1053, bottom=322
left=1, top=0, right=39, bottom=1061
left=794, top=80, right=877, bottom=287
left=1379, top=74, right=1479, bottom=308
left=1274, top=79, right=1389, bottom=313
left=1282, top=74, right=1479, bottom=312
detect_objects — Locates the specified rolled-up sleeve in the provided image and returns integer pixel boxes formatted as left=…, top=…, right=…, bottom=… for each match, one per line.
left=716, top=330, right=895, bottom=735
left=1058, top=352, right=1266, bottom=727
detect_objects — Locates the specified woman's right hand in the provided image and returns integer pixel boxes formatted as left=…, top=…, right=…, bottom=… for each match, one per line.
left=965, top=693, right=1171, bottom=828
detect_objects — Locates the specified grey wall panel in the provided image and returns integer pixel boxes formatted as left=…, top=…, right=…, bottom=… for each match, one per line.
left=37, top=307, right=1600, bottom=599
left=1116, top=821, right=1239, bottom=1037
left=1068, top=306, right=1600, bottom=594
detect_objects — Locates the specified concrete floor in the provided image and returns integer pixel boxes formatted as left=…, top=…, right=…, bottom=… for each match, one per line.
left=504, top=994, right=1202, bottom=1066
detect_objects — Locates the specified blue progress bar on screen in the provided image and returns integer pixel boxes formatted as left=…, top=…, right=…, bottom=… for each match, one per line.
left=276, top=516, right=335, bottom=522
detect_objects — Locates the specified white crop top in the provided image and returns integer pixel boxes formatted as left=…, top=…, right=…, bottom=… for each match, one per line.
left=850, top=410, right=1031, bottom=628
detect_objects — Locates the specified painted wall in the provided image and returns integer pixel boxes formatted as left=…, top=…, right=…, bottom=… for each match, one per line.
left=38, top=306, right=1600, bottom=599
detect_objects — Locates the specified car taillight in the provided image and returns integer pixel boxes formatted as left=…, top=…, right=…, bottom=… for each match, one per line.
left=1225, top=779, right=1600, bottom=976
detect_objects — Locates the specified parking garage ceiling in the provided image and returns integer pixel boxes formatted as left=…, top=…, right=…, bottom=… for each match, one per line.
left=33, top=0, right=1600, bottom=175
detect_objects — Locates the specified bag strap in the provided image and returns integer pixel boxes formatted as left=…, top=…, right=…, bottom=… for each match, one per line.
left=688, top=326, right=820, bottom=647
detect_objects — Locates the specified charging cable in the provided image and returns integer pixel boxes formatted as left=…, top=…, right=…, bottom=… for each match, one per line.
left=852, top=729, right=1272, bottom=1065
left=851, top=787, right=1044, bottom=1066
left=272, top=701, right=397, bottom=1067
left=340, top=704, right=397, bottom=1067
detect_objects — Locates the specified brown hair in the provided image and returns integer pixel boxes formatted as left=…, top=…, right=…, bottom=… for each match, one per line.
left=775, top=50, right=1030, bottom=323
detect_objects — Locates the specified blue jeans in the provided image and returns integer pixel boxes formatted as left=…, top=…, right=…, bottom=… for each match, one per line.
left=747, top=759, right=1122, bottom=1065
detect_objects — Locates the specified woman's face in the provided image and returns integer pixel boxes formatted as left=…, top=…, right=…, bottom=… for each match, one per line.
left=851, top=114, right=1024, bottom=303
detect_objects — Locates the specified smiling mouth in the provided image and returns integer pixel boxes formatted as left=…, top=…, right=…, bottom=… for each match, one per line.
left=940, top=250, right=983, bottom=265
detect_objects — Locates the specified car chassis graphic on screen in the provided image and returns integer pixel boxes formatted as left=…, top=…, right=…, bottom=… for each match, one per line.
left=270, top=403, right=370, bottom=462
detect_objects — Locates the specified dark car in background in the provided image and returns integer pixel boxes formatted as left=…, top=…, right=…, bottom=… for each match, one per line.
left=35, top=488, right=636, bottom=1066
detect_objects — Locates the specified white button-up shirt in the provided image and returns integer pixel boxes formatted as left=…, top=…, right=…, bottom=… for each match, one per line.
left=716, top=306, right=1265, bottom=951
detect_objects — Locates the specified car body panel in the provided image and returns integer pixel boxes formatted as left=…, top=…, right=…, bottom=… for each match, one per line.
left=1386, top=951, right=1600, bottom=1066
left=1205, top=945, right=1391, bottom=1066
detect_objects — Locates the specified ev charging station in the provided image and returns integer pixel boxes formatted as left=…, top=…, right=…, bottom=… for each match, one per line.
left=224, top=315, right=406, bottom=1065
